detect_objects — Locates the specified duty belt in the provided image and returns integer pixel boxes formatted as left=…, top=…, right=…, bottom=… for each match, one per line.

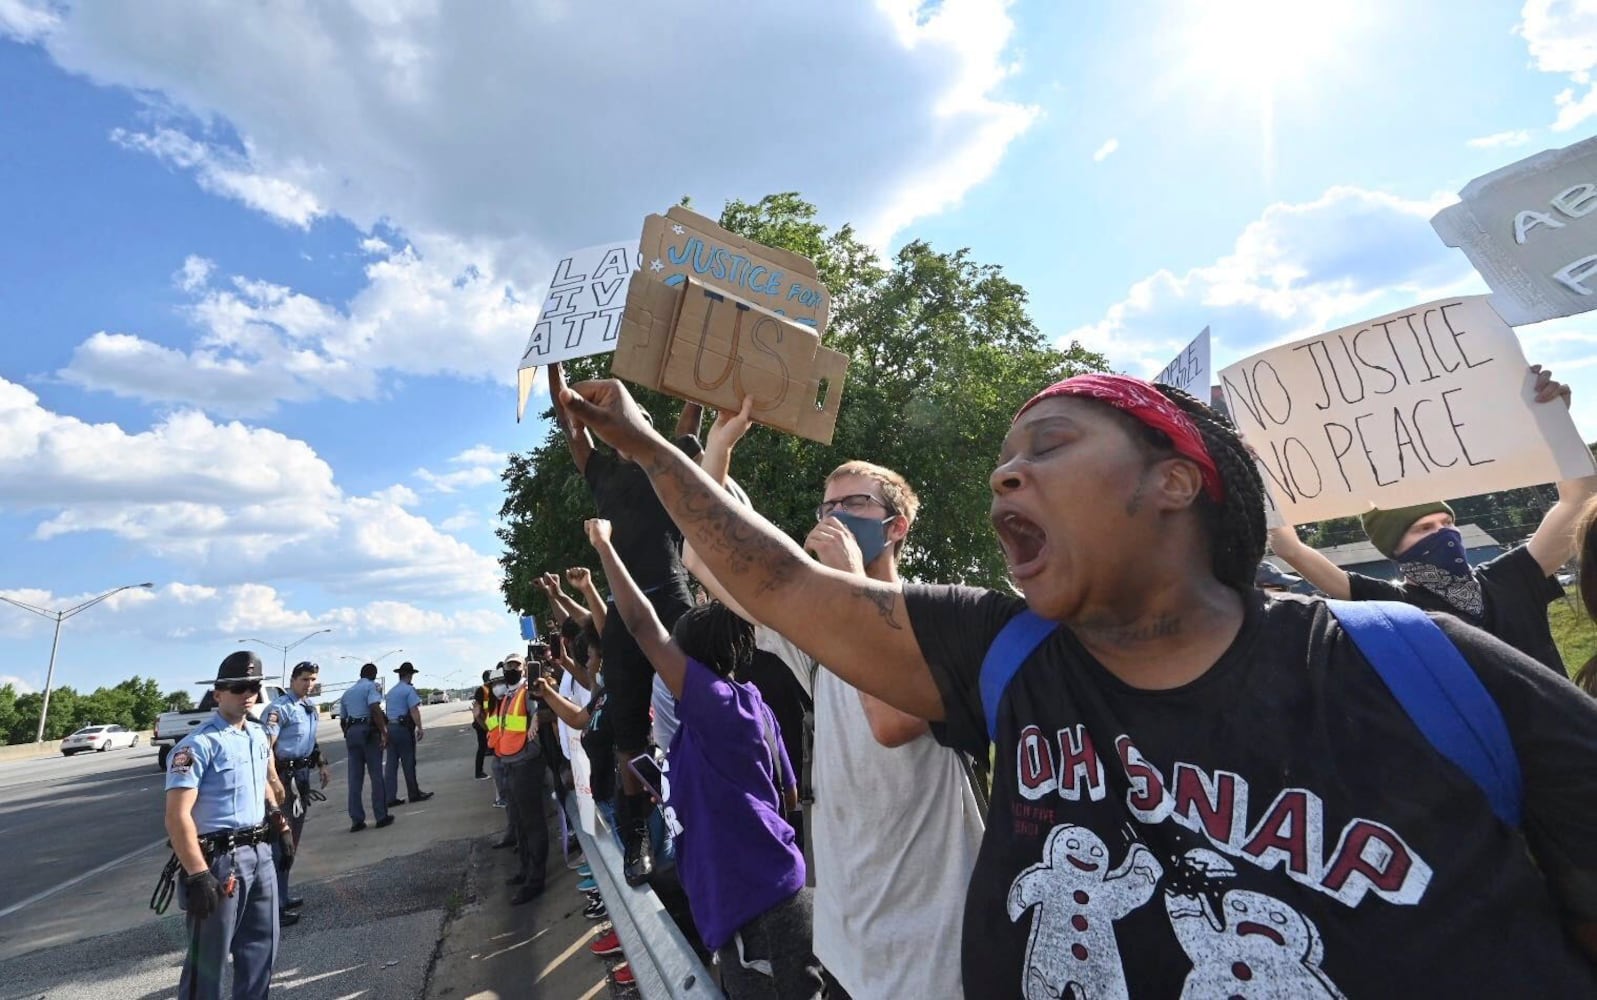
left=276, top=755, right=314, bottom=770
left=198, top=823, right=272, bottom=856
left=344, top=717, right=370, bottom=724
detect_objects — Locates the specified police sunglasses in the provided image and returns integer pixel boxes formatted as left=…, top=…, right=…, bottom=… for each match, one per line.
left=221, top=681, right=263, bottom=696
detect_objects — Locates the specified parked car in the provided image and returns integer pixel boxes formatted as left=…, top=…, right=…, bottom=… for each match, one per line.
left=153, top=685, right=286, bottom=770
left=60, top=724, right=140, bottom=755
left=1557, top=570, right=1576, bottom=587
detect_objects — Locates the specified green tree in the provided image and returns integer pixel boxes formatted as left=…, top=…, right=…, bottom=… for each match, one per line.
left=162, top=689, right=196, bottom=714
left=0, top=684, right=18, bottom=744
left=11, top=686, right=80, bottom=742
left=498, top=193, right=1108, bottom=612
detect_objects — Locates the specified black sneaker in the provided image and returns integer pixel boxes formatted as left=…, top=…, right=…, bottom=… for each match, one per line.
left=411, top=791, right=434, bottom=802
left=622, top=821, right=653, bottom=886
left=279, top=910, right=300, bottom=927
left=375, top=815, right=395, bottom=829
left=350, top=821, right=367, bottom=832
left=583, top=898, right=607, bottom=920
left=387, top=799, right=405, bottom=808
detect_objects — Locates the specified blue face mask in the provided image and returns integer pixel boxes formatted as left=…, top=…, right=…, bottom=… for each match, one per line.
left=829, top=511, right=896, bottom=565
left=1395, top=526, right=1470, bottom=579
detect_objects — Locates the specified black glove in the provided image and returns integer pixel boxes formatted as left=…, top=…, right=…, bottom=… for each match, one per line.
left=269, top=813, right=296, bottom=872
left=183, top=869, right=222, bottom=920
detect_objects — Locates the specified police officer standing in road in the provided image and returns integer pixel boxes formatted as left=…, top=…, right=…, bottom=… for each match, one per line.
left=383, top=661, right=434, bottom=808
left=339, top=662, right=393, bottom=832
left=262, top=661, right=331, bottom=927
left=164, top=650, right=293, bottom=1000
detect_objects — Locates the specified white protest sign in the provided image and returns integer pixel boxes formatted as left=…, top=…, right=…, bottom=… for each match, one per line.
left=1217, top=295, right=1595, bottom=524
left=569, top=734, right=596, bottom=835
left=1432, top=135, right=1597, bottom=325
left=1206, top=383, right=1284, bottom=529
left=1152, top=326, right=1212, bottom=398
left=515, top=240, right=640, bottom=421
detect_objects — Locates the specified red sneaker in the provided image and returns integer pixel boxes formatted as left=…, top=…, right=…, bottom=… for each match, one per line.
left=612, top=962, right=634, bottom=985
left=589, top=929, right=623, bottom=957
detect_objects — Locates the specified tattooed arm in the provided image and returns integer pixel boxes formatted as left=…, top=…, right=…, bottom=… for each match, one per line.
left=559, top=379, right=944, bottom=720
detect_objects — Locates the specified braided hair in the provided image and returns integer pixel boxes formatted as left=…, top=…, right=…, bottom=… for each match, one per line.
left=671, top=601, right=756, bottom=680
left=1107, top=384, right=1267, bottom=592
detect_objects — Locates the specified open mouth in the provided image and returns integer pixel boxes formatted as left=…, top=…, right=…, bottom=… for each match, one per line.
left=1067, top=857, right=1100, bottom=873
left=993, top=510, right=1049, bottom=580
left=1236, top=921, right=1286, bottom=946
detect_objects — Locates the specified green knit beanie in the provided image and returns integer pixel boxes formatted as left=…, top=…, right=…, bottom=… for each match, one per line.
left=1360, top=501, right=1455, bottom=559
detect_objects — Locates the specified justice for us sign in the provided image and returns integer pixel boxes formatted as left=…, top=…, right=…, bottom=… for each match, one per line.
left=1432, top=135, right=1597, bottom=326
left=1217, top=296, right=1595, bottom=524
left=515, top=240, right=640, bottom=421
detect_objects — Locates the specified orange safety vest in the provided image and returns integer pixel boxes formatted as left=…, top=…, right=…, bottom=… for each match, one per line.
left=479, top=686, right=500, bottom=734
left=491, top=685, right=531, bottom=757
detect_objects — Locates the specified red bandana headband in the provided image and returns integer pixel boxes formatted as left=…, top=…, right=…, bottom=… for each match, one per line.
left=1014, top=374, right=1224, bottom=503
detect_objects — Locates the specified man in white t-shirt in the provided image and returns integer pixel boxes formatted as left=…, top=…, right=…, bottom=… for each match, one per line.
left=690, top=410, right=982, bottom=1000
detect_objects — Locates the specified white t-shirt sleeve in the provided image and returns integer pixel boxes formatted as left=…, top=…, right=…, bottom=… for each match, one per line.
left=755, top=624, right=816, bottom=701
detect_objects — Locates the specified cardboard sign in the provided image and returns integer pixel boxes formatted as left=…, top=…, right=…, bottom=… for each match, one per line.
left=515, top=240, right=640, bottom=421
left=1152, top=327, right=1212, bottom=399
left=657, top=278, right=847, bottom=444
left=1217, top=296, right=1596, bottom=524
left=1432, top=135, right=1597, bottom=326
left=612, top=206, right=831, bottom=391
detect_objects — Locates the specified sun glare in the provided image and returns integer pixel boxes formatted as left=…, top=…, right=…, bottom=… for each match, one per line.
left=1180, top=0, right=1360, bottom=98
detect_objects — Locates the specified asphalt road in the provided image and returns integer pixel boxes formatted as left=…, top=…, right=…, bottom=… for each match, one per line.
left=0, top=727, right=356, bottom=916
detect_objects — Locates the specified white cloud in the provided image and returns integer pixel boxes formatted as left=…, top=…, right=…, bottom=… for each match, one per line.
left=1518, top=0, right=1597, bottom=130
left=0, top=0, right=55, bottom=42
left=1093, top=138, right=1119, bottom=162
left=175, top=255, right=214, bottom=293
left=415, top=444, right=508, bottom=494
left=0, top=375, right=499, bottom=597
left=27, top=0, right=1032, bottom=253
left=439, top=510, right=477, bottom=533
left=0, top=674, right=37, bottom=694
left=1064, top=186, right=1474, bottom=377
left=1466, top=129, right=1532, bottom=149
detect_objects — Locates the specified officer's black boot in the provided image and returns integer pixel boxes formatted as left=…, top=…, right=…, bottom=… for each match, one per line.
left=621, top=792, right=654, bottom=886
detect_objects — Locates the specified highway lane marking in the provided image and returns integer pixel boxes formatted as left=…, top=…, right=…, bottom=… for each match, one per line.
left=0, top=833, right=168, bottom=920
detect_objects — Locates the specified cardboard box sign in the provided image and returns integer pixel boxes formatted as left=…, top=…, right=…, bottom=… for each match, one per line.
left=612, top=206, right=831, bottom=391
left=659, top=278, right=847, bottom=444
left=1432, top=135, right=1597, bottom=325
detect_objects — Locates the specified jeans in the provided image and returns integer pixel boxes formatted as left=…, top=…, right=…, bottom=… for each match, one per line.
left=384, top=724, right=422, bottom=802
left=178, top=841, right=279, bottom=1000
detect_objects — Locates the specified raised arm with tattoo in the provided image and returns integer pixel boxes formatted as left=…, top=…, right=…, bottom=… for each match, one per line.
left=560, top=379, right=943, bottom=720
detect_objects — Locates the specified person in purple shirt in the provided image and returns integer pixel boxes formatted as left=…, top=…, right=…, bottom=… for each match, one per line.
left=587, top=516, right=821, bottom=1000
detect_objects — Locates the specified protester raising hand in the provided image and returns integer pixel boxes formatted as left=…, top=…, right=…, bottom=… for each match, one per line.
left=585, top=517, right=612, bottom=547
left=566, top=566, right=592, bottom=590
left=558, top=380, right=663, bottom=460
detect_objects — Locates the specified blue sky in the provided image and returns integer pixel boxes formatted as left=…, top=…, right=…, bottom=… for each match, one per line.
left=2, top=0, right=1595, bottom=700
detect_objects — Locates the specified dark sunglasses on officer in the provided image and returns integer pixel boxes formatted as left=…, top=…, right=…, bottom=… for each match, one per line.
left=219, top=680, right=263, bottom=696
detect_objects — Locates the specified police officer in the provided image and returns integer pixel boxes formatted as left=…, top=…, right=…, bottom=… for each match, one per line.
left=383, top=661, right=434, bottom=807
left=164, top=650, right=293, bottom=1000
left=338, top=662, right=393, bottom=832
left=262, top=660, right=331, bottom=927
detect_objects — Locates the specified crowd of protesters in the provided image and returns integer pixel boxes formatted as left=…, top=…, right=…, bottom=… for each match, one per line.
left=466, top=354, right=1597, bottom=1000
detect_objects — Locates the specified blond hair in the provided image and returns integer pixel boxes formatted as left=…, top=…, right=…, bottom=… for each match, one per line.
left=827, top=460, right=920, bottom=555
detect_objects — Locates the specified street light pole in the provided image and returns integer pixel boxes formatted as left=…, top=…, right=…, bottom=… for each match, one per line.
left=238, top=628, right=334, bottom=687
left=0, top=581, right=156, bottom=745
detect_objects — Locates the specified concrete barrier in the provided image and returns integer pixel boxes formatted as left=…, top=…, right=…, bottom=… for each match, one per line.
left=0, top=730, right=154, bottom=762
left=567, top=797, right=715, bottom=998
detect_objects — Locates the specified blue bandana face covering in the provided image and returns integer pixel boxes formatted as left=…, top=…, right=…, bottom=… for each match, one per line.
left=1396, top=526, right=1484, bottom=618
left=828, top=511, right=895, bottom=566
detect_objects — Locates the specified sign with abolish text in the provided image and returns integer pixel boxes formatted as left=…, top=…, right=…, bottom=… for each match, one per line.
left=1152, top=327, right=1212, bottom=399
left=515, top=240, right=640, bottom=421
left=1432, top=135, right=1597, bottom=325
left=1217, top=296, right=1595, bottom=524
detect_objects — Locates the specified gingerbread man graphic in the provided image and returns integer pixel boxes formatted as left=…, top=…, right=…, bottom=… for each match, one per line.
left=1007, top=823, right=1163, bottom=1000
left=1164, top=850, right=1345, bottom=999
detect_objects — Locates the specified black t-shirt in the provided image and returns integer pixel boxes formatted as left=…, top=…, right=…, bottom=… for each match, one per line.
left=906, top=586, right=1597, bottom=998
left=580, top=686, right=615, bottom=803
left=583, top=435, right=701, bottom=591
left=1349, top=544, right=1567, bottom=674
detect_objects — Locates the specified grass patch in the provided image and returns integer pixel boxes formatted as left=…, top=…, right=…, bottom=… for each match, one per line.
left=1552, top=587, right=1597, bottom=676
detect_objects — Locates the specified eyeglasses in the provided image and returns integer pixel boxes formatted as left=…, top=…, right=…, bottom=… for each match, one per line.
left=221, top=681, right=262, bottom=696
left=815, top=494, right=893, bottom=521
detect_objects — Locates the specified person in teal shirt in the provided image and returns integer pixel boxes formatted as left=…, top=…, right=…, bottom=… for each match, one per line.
left=383, top=662, right=433, bottom=806
left=338, top=663, right=392, bottom=831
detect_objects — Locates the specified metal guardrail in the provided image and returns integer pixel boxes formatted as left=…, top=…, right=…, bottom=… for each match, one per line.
left=564, top=796, right=715, bottom=999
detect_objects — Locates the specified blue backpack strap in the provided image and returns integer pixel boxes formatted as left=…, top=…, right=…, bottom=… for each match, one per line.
left=980, top=610, right=1060, bottom=742
left=1327, top=600, right=1523, bottom=827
